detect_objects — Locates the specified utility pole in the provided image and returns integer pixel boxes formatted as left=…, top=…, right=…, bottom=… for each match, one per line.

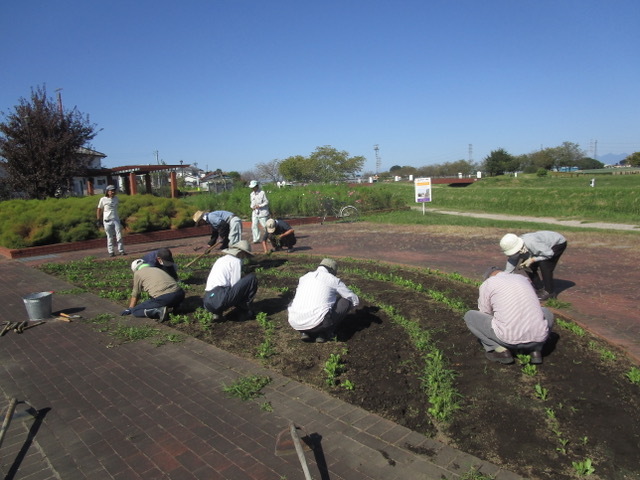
left=54, top=88, right=63, bottom=116
left=374, top=144, right=381, bottom=174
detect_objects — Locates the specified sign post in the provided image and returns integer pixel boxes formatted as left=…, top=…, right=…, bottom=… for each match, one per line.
left=414, top=177, right=432, bottom=215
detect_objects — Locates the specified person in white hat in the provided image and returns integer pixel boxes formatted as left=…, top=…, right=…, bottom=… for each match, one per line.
left=193, top=210, right=242, bottom=250
left=121, top=259, right=185, bottom=322
left=96, top=185, right=126, bottom=257
left=500, top=231, right=567, bottom=300
left=203, top=240, right=258, bottom=321
left=265, top=218, right=296, bottom=253
left=287, top=258, right=359, bottom=343
left=464, top=266, right=554, bottom=365
left=248, top=180, right=270, bottom=253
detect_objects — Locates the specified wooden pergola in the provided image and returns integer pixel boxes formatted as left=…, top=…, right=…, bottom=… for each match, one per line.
left=86, top=164, right=189, bottom=198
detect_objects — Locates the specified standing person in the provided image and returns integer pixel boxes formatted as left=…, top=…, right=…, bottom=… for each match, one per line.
left=142, top=247, right=178, bottom=280
left=203, top=240, right=258, bottom=321
left=464, top=267, right=554, bottom=365
left=193, top=210, right=242, bottom=250
left=500, top=231, right=568, bottom=300
left=121, top=259, right=185, bottom=322
left=249, top=180, right=270, bottom=254
left=288, top=258, right=359, bottom=343
left=96, top=185, right=126, bottom=257
left=265, top=218, right=297, bottom=253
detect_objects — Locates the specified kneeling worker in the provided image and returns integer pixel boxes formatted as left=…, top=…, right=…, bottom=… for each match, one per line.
left=203, top=240, right=258, bottom=321
left=288, top=258, right=359, bottom=343
left=265, top=218, right=297, bottom=253
left=464, top=266, right=554, bottom=365
left=122, top=259, right=186, bottom=322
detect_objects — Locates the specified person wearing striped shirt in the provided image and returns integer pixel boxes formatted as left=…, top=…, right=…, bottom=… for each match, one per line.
left=464, top=267, right=554, bottom=365
left=287, top=258, right=359, bottom=343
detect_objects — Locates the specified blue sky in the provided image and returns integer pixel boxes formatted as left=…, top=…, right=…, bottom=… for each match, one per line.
left=2, top=0, right=638, bottom=172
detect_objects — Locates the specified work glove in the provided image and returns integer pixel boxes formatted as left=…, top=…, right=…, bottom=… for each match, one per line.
left=522, top=257, right=535, bottom=268
left=273, top=235, right=281, bottom=246
left=121, top=309, right=132, bottom=316
left=95, top=219, right=102, bottom=228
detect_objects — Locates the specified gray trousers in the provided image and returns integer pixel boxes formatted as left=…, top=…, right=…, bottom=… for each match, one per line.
left=464, top=308, right=554, bottom=352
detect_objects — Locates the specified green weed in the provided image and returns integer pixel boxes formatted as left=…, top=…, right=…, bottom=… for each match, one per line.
left=223, top=375, right=272, bottom=401
left=324, top=352, right=345, bottom=386
left=572, top=458, right=595, bottom=476
left=626, top=367, right=640, bottom=385
left=460, top=467, right=496, bottom=480
left=534, top=383, right=549, bottom=401
left=110, top=323, right=159, bottom=343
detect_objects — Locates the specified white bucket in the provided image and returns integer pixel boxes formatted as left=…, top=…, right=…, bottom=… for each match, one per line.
left=22, top=292, right=53, bottom=321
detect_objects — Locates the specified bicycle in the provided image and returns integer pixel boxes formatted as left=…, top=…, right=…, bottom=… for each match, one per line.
left=319, top=197, right=360, bottom=224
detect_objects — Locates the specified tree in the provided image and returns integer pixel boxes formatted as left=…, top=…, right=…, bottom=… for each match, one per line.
left=624, top=152, right=640, bottom=167
left=0, top=85, right=99, bottom=199
left=279, top=146, right=365, bottom=183
left=575, top=157, right=605, bottom=170
left=255, top=159, right=282, bottom=183
left=483, top=148, right=515, bottom=176
left=548, top=141, right=585, bottom=171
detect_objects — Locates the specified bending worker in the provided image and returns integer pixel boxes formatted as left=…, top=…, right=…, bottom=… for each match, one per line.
left=500, top=231, right=567, bottom=300
left=193, top=210, right=242, bottom=250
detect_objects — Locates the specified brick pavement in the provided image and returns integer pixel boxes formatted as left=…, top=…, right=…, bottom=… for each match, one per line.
left=0, top=258, right=523, bottom=479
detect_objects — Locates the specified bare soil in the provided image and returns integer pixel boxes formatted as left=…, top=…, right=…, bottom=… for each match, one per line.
left=171, top=253, right=640, bottom=480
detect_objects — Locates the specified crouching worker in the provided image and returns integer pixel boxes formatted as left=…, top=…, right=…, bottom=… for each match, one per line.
left=288, top=258, right=359, bottom=343
left=203, top=240, right=258, bottom=321
left=122, top=259, right=186, bottom=322
left=464, top=266, right=554, bottom=365
left=265, top=218, right=297, bottom=253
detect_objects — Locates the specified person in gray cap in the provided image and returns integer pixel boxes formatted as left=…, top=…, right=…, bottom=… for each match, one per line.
left=287, top=258, right=359, bottom=343
left=500, top=231, right=567, bottom=300
left=142, top=247, right=178, bottom=280
left=122, top=259, right=185, bottom=322
left=96, top=185, right=126, bottom=257
left=203, top=240, right=258, bottom=321
left=464, top=266, right=554, bottom=365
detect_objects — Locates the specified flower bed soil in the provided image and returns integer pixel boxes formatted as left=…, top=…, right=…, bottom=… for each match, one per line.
left=160, top=255, right=639, bottom=480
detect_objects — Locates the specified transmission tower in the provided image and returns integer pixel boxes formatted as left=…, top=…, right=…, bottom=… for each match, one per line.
left=374, top=144, right=381, bottom=173
left=468, top=144, right=473, bottom=163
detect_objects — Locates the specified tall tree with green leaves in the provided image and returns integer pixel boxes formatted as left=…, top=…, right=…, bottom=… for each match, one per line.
left=279, top=146, right=365, bottom=183
left=482, top=148, right=515, bottom=176
left=0, top=85, right=99, bottom=199
left=624, top=152, right=640, bottom=167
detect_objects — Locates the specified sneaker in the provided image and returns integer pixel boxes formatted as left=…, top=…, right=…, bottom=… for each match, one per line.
left=537, top=289, right=551, bottom=301
left=157, top=306, right=168, bottom=322
left=530, top=351, right=543, bottom=365
left=120, top=251, right=127, bottom=256
left=109, top=252, right=115, bottom=257
left=300, top=332, right=313, bottom=342
left=315, top=335, right=327, bottom=343
left=212, top=313, right=222, bottom=321
left=485, top=349, right=514, bottom=364
left=287, top=248, right=294, bottom=253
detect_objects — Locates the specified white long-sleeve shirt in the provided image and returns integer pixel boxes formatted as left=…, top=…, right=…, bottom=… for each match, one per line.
left=288, top=267, right=359, bottom=330
left=205, top=254, right=242, bottom=291
left=250, top=189, right=270, bottom=218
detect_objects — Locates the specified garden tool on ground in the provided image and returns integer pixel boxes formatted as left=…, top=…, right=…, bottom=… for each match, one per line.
left=275, top=422, right=313, bottom=480
left=184, top=242, right=221, bottom=268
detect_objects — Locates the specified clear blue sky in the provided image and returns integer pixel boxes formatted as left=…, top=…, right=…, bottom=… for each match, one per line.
left=2, top=0, right=638, bottom=172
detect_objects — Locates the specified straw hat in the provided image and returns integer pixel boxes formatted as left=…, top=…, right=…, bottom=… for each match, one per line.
left=192, top=210, right=205, bottom=224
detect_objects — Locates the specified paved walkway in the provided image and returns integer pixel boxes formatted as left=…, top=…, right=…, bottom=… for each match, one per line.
left=1, top=214, right=638, bottom=479
left=0, top=234, right=525, bottom=478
